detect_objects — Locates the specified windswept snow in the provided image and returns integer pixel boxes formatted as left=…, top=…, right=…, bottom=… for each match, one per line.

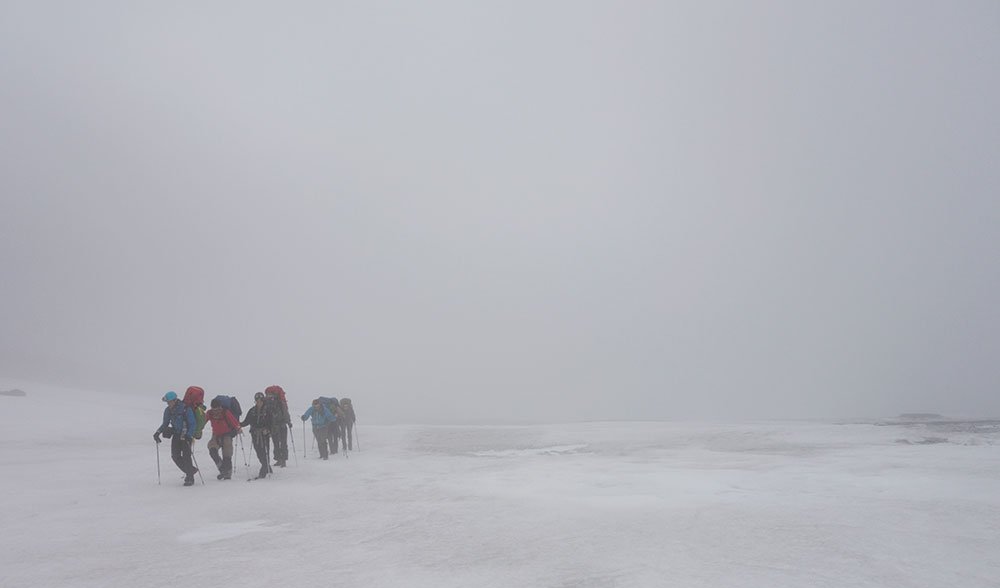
left=177, top=520, right=272, bottom=544
left=0, top=380, right=998, bottom=587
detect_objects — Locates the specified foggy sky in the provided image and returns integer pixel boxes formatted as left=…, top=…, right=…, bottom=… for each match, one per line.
left=2, top=1, right=998, bottom=423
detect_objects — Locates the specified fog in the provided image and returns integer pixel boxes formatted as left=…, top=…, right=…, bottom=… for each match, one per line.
left=1, top=2, right=998, bottom=423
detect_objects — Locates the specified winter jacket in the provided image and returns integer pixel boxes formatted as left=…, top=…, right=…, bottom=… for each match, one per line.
left=301, top=404, right=335, bottom=428
left=241, top=406, right=270, bottom=432
left=159, top=403, right=196, bottom=438
left=206, top=407, right=241, bottom=436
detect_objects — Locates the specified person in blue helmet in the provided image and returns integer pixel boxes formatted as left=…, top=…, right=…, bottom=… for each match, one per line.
left=153, top=391, right=198, bottom=486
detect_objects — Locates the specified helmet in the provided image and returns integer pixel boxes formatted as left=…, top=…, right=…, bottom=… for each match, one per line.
left=162, top=391, right=178, bottom=402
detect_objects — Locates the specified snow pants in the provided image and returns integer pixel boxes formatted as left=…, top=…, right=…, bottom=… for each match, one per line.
left=271, top=423, right=289, bottom=464
left=325, top=422, right=338, bottom=454
left=170, top=435, right=196, bottom=477
left=313, top=424, right=330, bottom=459
left=251, top=431, right=272, bottom=478
left=208, top=434, right=234, bottom=474
left=343, top=421, right=354, bottom=450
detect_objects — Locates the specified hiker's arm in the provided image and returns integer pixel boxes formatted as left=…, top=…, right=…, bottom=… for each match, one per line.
left=185, top=407, right=196, bottom=438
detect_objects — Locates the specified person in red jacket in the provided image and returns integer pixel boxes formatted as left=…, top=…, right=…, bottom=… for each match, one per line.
left=206, top=398, right=242, bottom=480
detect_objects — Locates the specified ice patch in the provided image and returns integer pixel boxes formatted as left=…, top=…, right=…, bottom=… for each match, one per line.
left=471, top=444, right=589, bottom=457
left=177, top=520, right=270, bottom=544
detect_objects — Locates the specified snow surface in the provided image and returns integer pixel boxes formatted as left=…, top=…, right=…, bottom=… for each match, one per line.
left=1, top=380, right=998, bottom=588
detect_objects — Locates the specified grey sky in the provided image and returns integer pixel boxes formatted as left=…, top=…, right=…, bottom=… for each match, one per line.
left=2, top=1, right=998, bottom=423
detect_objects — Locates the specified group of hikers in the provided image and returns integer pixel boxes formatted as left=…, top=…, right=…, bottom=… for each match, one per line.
left=153, top=385, right=358, bottom=486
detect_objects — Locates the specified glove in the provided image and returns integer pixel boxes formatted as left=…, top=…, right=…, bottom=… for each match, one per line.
left=185, top=435, right=193, bottom=443
left=301, top=415, right=308, bottom=421
left=288, top=421, right=293, bottom=428
left=153, top=432, right=161, bottom=443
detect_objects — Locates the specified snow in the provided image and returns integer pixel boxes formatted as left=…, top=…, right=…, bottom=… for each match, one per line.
left=1, top=380, right=998, bottom=587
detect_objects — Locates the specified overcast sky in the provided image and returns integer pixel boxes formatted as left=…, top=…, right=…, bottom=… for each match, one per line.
left=1, top=1, right=998, bottom=423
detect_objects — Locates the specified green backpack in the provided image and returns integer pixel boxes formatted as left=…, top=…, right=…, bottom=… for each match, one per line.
left=192, top=405, right=208, bottom=440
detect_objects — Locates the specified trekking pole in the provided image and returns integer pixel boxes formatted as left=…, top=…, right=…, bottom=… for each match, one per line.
left=355, top=424, right=361, bottom=452
left=339, top=424, right=348, bottom=459
left=155, top=440, right=161, bottom=485
left=189, top=441, right=205, bottom=485
left=288, top=423, right=299, bottom=466
left=303, top=423, right=308, bottom=459
left=265, top=433, right=273, bottom=477
left=238, top=432, right=252, bottom=481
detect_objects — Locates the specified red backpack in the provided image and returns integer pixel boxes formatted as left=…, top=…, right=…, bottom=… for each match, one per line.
left=265, top=385, right=288, bottom=409
left=183, top=386, right=205, bottom=408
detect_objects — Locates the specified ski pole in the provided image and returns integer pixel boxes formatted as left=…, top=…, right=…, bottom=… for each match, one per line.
left=303, top=422, right=308, bottom=459
left=265, top=432, right=274, bottom=476
left=355, top=424, right=360, bottom=452
left=238, top=432, right=252, bottom=481
left=155, top=440, right=161, bottom=485
left=288, top=423, right=299, bottom=467
left=189, top=440, right=205, bottom=485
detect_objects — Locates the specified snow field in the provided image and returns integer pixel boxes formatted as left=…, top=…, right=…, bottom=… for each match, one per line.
left=0, top=381, right=998, bottom=587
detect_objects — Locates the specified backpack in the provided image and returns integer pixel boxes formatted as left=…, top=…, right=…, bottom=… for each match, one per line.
left=265, top=386, right=289, bottom=417
left=265, top=385, right=288, bottom=408
left=183, top=386, right=205, bottom=408
left=319, top=396, right=338, bottom=412
left=192, top=405, right=207, bottom=440
left=212, top=395, right=243, bottom=420
left=229, top=396, right=242, bottom=420
left=264, top=387, right=289, bottom=425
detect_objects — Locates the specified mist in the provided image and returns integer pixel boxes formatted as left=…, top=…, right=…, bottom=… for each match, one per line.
left=2, top=2, right=998, bottom=423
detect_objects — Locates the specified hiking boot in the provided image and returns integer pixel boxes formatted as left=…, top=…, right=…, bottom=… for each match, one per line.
left=183, top=477, right=195, bottom=486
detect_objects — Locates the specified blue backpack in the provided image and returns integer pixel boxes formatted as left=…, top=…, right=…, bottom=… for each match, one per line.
left=318, top=396, right=339, bottom=413
left=213, top=395, right=243, bottom=420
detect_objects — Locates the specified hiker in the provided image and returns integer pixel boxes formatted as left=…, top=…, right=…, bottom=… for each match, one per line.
left=340, top=398, right=357, bottom=450
left=301, top=399, right=336, bottom=460
left=264, top=385, right=292, bottom=467
left=331, top=401, right=347, bottom=453
left=241, top=392, right=272, bottom=479
left=318, top=397, right=343, bottom=454
left=205, top=397, right=242, bottom=480
left=153, top=391, right=198, bottom=486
